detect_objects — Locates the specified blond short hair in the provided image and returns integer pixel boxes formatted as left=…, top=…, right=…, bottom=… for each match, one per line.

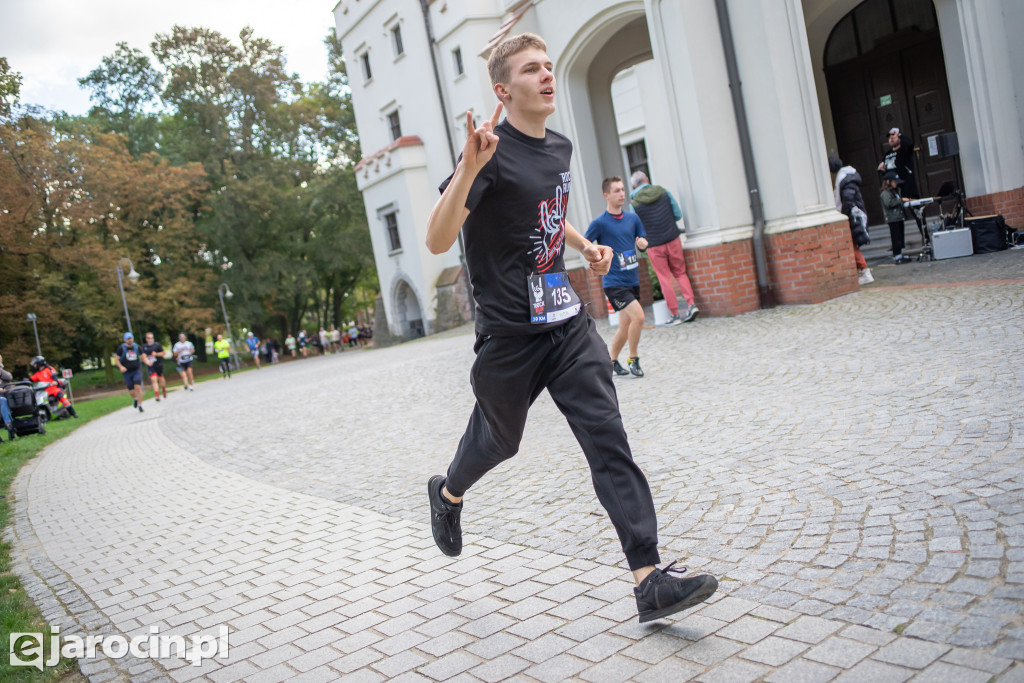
left=487, top=33, right=547, bottom=87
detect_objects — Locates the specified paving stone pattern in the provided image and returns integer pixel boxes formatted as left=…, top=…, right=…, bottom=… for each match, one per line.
left=8, top=249, right=1024, bottom=681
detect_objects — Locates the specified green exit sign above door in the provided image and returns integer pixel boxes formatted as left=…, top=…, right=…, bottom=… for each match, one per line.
left=880, top=94, right=892, bottom=106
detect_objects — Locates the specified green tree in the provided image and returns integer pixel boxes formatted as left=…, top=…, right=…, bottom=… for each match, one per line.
left=5, top=26, right=377, bottom=363
left=305, top=164, right=376, bottom=331
left=0, top=57, right=22, bottom=118
left=0, top=112, right=212, bottom=372
left=151, top=26, right=294, bottom=182
left=77, top=42, right=161, bottom=156
left=150, top=27, right=375, bottom=339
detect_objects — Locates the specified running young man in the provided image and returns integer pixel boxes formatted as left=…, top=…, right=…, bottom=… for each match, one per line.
left=214, top=333, right=232, bottom=379
left=115, top=333, right=145, bottom=412
left=246, top=332, right=261, bottom=369
left=425, top=33, right=717, bottom=623
left=586, top=176, right=649, bottom=378
left=172, top=333, right=196, bottom=391
left=141, top=332, right=168, bottom=401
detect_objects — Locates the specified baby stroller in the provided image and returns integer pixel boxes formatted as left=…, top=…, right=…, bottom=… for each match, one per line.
left=7, top=381, right=47, bottom=436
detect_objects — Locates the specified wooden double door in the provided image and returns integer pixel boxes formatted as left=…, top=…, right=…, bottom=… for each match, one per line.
left=827, top=30, right=960, bottom=224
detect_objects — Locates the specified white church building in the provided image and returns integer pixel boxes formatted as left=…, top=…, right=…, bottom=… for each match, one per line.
left=332, top=0, right=1024, bottom=340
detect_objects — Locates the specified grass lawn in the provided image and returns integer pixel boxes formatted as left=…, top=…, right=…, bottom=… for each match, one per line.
left=1, top=394, right=125, bottom=681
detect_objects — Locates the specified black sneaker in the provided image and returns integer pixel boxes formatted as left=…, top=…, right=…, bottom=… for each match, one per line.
left=138, top=404, right=144, bottom=413
left=428, top=475, right=462, bottom=557
left=627, top=357, right=644, bottom=378
left=635, top=561, right=718, bottom=623
left=612, top=360, right=630, bottom=376
left=683, top=304, right=700, bottom=322
left=132, top=399, right=138, bottom=409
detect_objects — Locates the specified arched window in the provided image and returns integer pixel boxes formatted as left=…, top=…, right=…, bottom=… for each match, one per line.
left=825, top=0, right=937, bottom=67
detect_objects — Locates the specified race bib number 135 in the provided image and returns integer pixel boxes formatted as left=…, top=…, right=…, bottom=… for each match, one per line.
left=528, top=271, right=581, bottom=324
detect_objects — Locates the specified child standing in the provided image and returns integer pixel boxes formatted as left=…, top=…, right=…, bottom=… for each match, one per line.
left=881, top=170, right=910, bottom=264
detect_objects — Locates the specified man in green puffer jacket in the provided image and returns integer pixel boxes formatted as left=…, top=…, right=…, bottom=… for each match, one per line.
left=629, top=172, right=699, bottom=324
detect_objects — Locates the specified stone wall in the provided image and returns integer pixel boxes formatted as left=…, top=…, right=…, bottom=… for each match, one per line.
left=432, top=266, right=473, bottom=333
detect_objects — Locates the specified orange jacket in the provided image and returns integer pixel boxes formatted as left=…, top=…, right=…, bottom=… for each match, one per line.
left=30, top=365, right=63, bottom=397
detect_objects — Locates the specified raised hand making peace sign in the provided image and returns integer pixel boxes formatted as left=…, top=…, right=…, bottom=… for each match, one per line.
left=461, top=103, right=503, bottom=174
left=425, top=103, right=504, bottom=254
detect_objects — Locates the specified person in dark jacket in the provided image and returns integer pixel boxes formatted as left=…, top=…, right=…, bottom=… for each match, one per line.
left=878, top=127, right=922, bottom=237
left=880, top=170, right=912, bottom=263
left=877, top=128, right=918, bottom=198
left=830, top=157, right=873, bottom=284
left=628, top=171, right=698, bottom=324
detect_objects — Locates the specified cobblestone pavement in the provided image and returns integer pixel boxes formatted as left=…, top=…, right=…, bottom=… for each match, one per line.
left=8, top=248, right=1024, bottom=681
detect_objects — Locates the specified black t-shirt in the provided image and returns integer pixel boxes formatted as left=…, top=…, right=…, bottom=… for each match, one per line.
left=439, top=119, right=579, bottom=336
left=141, top=342, right=164, bottom=368
left=882, top=134, right=919, bottom=198
left=116, top=343, right=141, bottom=371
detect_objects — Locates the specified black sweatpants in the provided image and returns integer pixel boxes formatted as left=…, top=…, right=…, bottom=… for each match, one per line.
left=888, top=220, right=906, bottom=257
left=444, top=312, right=661, bottom=571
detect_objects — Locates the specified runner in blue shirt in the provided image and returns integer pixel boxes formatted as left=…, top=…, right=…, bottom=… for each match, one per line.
left=585, top=176, right=649, bottom=377
left=246, top=332, right=262, bottom=370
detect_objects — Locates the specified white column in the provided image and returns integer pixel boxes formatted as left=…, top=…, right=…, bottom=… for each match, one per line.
left=645, top=0, right=842, bottom=247
left=726, top=0, right=841, bottom=232
left=935, top=0, right=1024, bottom=197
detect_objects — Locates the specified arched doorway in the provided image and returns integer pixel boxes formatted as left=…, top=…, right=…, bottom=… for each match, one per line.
left=392, top=278, right=424, bottom=339
left=555, top=7, right=665, bottom=310
left=824, top=0, right=959, bottom=223
left=559, top=5, right=656, bottom=219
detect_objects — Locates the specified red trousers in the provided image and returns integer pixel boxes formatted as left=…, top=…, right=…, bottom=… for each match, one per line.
left=647, top=238, right=695, bottom=315
left=853, top=246, right=867, bottom=271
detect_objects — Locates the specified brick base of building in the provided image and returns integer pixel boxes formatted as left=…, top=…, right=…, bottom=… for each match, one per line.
left=572, top=220, right=860, bottom=319
left=764, top=220, right=860, bottom=306
left=966, top=186, right=1024, bottom=229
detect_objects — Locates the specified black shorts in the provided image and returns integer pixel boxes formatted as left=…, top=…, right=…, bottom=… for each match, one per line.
left=148, top=363, right=164, bottom=377
left=177, top=361, right=193, bottom=371
left=605, top=286, right=641, bottom=312
left=123, top=368, right=143, bottom=389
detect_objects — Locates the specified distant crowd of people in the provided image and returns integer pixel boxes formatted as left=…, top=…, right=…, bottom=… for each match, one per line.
left=214, top=323, right=375, bottom=375
left=111, top=321, right=373, bottom=402
left=284, top=324, right=372, bottom=358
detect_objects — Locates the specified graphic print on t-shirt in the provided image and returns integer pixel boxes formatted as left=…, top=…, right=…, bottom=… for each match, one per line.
left=530, top=172, right=571, bottom=273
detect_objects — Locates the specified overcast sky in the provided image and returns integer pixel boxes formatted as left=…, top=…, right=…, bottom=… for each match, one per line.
left=0, top=0, right=338, bottom=115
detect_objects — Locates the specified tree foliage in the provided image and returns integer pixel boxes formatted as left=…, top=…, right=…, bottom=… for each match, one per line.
left=77, top=42, right=161, bottom=157
left=0, top=113, right=209, bottom=372
left=1, top=27, right=377, bottom=374
left=0, top=57, right=22, bottom=118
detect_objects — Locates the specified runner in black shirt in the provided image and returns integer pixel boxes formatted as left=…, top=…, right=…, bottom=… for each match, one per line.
left=878, top=127, right=919, bottom=198
left=425, top=32, right=717, bottom=624
left=141, top=332, right=168, bottom=402
left=115, top=332, right=145, bottom=412
left=878, top=126, right=923, bottom=239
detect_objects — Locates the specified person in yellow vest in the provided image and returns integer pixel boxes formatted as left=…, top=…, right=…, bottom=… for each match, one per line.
left=214, top=334, right=232, bottom=379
